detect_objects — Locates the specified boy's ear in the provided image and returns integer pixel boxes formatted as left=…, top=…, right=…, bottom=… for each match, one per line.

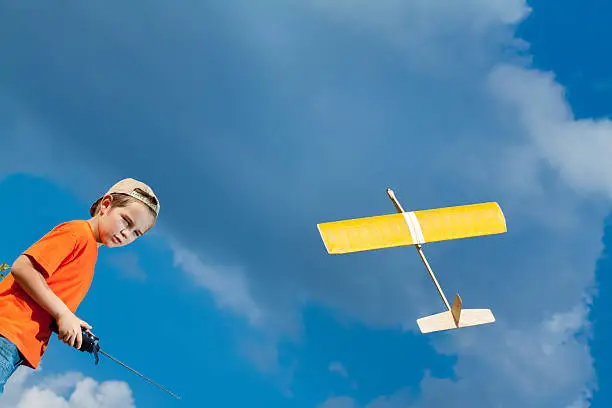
left=98, top=195, right=114, bottom=215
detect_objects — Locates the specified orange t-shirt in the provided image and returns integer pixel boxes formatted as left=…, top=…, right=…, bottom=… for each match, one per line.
left=0, top=220, right=98, bottom=369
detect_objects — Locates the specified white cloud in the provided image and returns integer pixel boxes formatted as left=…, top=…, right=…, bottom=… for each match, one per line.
left=319, top=388, right=414, bottom=408
left=310, top=0, right=529, bottom=29
left=302, top=0, right=531, bottom=78
left=488, top=65, right=612, bottom=200
left=0, top=368, right=135, bottom=408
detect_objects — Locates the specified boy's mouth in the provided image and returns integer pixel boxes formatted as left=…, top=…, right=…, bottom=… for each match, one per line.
left=112, top=235, right=122, bottom=245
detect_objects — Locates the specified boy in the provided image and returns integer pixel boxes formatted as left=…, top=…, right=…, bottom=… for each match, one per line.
left=0, top=178, right=159, bottom=394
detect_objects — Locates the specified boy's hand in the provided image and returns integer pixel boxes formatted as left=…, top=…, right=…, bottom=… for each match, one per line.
left=56, top=311, right=92, bottom=350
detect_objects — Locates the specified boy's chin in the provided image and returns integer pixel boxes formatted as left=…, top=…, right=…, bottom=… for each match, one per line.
left=103, top=237, right=121, bottom=248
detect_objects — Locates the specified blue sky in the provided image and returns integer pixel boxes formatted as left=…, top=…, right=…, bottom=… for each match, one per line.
left=1, top=1, right=611, bottom=407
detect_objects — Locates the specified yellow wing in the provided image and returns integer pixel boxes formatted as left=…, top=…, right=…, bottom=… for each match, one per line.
left=317, top=202, right=506, bottom=254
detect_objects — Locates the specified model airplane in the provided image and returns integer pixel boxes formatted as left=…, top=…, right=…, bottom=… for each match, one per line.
left=316, top=188, right=507, bottom=334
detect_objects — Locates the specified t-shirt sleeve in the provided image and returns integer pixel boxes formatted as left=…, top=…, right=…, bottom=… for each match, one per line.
left=22, top=223, right=79, bottom=278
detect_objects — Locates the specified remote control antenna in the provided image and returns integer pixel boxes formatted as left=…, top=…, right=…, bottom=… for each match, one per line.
left=51, top=322, right=181, bottom=400
left=99, top=349, right=181, bottom=400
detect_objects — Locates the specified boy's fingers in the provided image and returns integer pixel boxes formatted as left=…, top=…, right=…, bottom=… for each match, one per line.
left=76, top=331, right=83, bottom=349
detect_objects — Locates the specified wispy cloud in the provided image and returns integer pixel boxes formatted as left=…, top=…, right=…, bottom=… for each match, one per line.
left=319, top=395, right=358, bottom=408
left=104, top=252, right=148, bottom=283
left=168, top=236, right=264, bottom=327
left=328, top=361, right=348, bottom=378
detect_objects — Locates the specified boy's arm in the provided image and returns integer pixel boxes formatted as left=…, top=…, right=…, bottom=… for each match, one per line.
left=10, top=254, right=91, bottom=348
left=11, top=255, right=71, bottom=319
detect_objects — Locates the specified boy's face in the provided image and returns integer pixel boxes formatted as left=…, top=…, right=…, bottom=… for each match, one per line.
left=97, top=196, right=156, bottom=248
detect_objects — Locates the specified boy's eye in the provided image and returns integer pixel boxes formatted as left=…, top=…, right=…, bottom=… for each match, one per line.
left=121, top=215, right=141, bottom=237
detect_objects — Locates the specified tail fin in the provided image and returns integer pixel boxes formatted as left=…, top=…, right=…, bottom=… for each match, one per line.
left=416, top=294, right=495, bottom=334
left=451, top=293, right=462, bottom=325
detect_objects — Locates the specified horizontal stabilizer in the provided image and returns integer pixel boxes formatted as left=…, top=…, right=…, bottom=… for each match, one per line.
left=416, top=308, right=495, bottom=334
left=318, top=202, right=506, bottom=254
